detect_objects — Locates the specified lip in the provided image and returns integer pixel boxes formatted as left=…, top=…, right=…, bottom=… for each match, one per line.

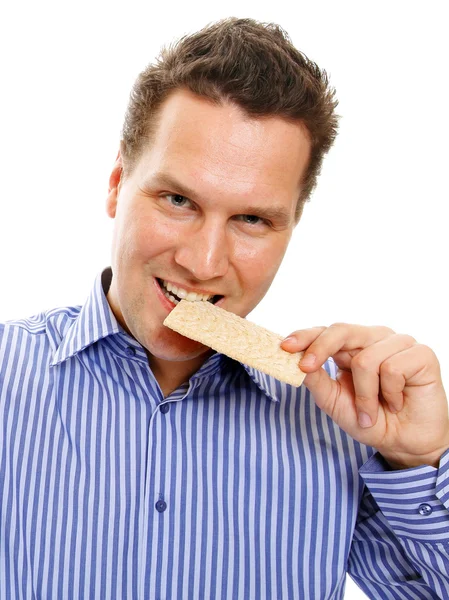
left=154, top=277, right=184, bottom=313
left=154, top=277, right=225, bottom=312
left=157, top=277, right=221, bottom=298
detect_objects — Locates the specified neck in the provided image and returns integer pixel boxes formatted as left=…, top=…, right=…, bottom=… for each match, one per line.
left=147, top=351, right=213, bottom=397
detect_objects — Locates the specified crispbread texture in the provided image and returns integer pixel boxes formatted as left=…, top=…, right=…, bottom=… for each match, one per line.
left=163, top=300, right=306, bottom=387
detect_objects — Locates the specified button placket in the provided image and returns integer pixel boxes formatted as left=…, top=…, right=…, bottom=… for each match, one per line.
left=145, top=379, right=199, bottom=526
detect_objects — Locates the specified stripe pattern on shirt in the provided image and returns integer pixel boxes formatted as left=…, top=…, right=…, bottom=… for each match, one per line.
left=2, top=269, right=449, bottom=599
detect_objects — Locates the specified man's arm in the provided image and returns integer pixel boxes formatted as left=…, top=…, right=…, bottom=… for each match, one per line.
left=281, top=323, right=449, bottom=596
left=348, top=457, right=449, bottom=598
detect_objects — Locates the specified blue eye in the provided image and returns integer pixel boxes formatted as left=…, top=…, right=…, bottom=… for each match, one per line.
left=236, top=214, right=265, bottom=226
left=167, top=194, right=190, bottom=207
left=242, top=215, right=261, bottom=224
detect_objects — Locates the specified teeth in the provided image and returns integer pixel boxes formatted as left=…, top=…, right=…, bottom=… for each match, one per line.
left=163, top=290, right=179, bottom=305
left=160, top=279, right=214, bottom=302
left=185, top=291, right=201, bottom=301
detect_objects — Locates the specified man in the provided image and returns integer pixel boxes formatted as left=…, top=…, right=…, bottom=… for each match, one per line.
left=1, top=17, right=448, bottom=599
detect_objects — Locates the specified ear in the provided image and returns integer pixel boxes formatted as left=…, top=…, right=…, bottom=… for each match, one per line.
left=106, top=150, right=123, bottom=218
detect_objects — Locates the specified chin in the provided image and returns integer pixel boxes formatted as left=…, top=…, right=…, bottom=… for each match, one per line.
left=141, top=326, right=211, bottom=363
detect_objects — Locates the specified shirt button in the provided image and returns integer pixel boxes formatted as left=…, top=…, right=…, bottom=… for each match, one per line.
left=418, top=503, right=433, bottom=516
left=125, top=346, right=136, bottom=357
left=160, top=403, right=170, bottom=414
left=155, top=500, right=167, bottom=513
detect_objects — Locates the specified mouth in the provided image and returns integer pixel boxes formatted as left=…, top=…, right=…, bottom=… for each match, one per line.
left=157, top=278, right=223, bottom=305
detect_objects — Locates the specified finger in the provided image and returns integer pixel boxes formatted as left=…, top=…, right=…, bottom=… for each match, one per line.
left=379, top=343, right=440, bottom=412
left=298, top=323, right=395, bottom=372
left=303, top=366, right=359, bottom=430
left=331, top=350, right=358, bottom=371
left=304, top=366, right=381, bottom=439
left=351, top=334, right=416, bottom=426
left=281, top=327, right=327, bottom=352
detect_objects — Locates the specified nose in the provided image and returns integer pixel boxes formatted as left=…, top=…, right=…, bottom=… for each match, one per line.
left=174, top=219, right=229, bottom=280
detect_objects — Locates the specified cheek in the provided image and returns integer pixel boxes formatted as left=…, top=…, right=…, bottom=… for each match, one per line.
left=233, top=236, right=289, bottom=283
left=115, top=212, right=179, bottom=262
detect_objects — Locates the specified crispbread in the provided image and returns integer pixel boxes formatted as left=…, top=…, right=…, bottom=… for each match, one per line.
left=163, top=300, right=306, bottom=387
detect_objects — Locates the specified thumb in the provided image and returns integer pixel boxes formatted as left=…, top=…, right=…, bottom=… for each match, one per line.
left=302, top=367, right=337, bottom=416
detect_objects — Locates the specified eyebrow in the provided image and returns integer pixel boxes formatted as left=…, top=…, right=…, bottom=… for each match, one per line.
left=146, top=172, right=200, bottom=205
left=145, top=171, right=294, bottom=226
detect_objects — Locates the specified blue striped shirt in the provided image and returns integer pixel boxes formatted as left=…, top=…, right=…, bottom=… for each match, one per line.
left=1, top=268, right=449, bottom=599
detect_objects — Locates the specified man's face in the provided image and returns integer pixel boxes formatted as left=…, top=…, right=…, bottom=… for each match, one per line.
left=106, top=89, right=310, bottom=368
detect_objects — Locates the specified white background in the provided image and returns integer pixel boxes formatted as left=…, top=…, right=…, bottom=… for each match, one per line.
left=1, top=1, right=447, bottom=597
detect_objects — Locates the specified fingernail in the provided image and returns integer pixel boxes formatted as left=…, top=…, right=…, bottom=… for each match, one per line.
left=282, top=336, right=296, bottom=344
left=358, top=412, right=372, bottom=428
left=300, top=353, right=316, bottom=367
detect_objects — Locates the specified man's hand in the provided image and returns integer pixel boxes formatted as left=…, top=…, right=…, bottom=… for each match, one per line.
left=281, top=324, right=449, bottom=469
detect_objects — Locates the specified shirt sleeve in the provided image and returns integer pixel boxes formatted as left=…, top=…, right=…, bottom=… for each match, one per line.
left=347, top=449, right=449, bottom=598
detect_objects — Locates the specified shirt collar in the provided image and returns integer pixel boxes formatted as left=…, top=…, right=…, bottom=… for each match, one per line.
left=51, top=268, right=123, bottom=366
left=241, top=364, right=281, bottom=403
left=50, top=269, right=283, bottom=402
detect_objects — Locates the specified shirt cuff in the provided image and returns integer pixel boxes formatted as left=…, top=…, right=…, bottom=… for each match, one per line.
left=359, top=448, right=449, bottom=542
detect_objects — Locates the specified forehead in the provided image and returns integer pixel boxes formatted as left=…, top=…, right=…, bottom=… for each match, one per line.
left=135, top=89, right=310, bottom=209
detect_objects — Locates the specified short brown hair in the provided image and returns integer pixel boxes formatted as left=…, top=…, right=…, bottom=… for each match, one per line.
left=121, top=17, right=339, bottom=221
